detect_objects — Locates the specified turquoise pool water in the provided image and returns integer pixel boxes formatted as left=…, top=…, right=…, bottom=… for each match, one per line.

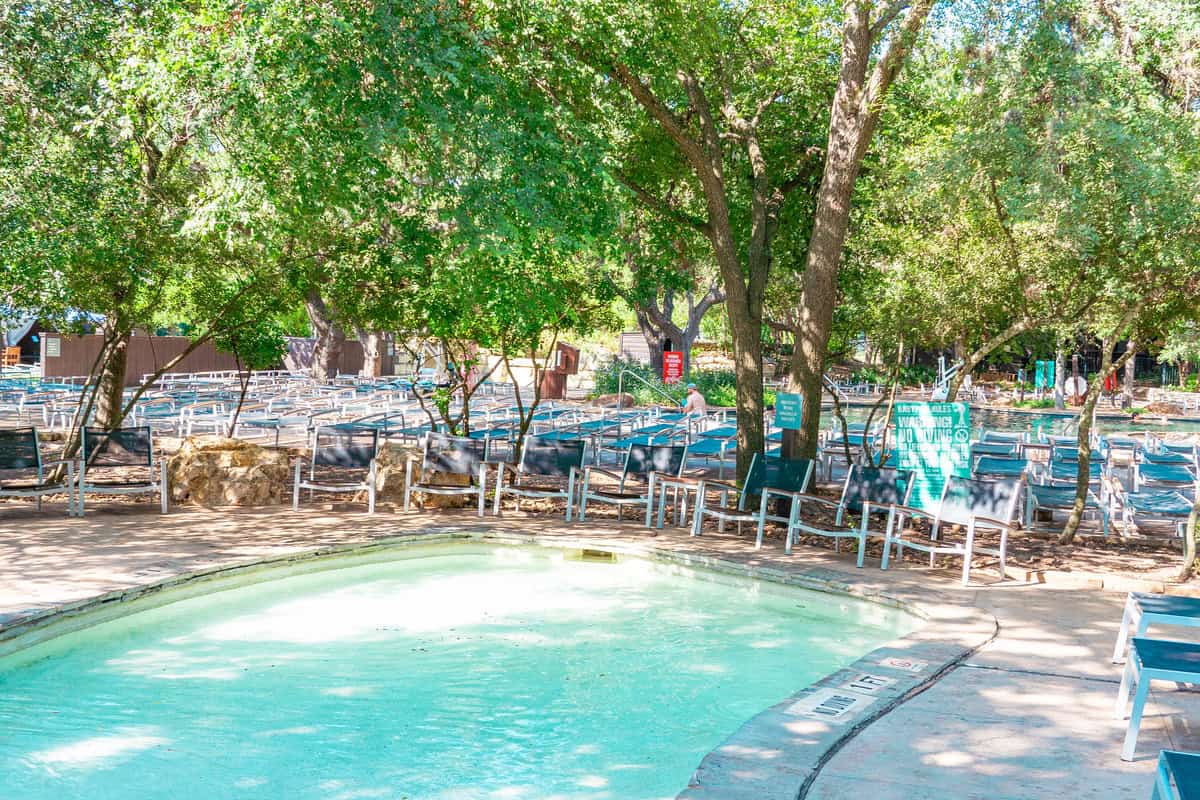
left=830, top=406, right=1200, bottom=437
left=0, top=546, right=914, bottom=800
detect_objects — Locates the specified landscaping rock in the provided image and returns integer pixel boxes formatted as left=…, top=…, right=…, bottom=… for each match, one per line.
left=167, top=436, right=290, bottom=506
left=373, top=442, right=472, bottom=509
left=590, top=393, right=637, bottom=408
left=1145, top=401, right=1184, bottom=416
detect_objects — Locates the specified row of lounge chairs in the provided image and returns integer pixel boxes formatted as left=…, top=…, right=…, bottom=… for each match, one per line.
left=0, top=426, right=166, bottom=516
left=315, top=428, right=1020, bottom=586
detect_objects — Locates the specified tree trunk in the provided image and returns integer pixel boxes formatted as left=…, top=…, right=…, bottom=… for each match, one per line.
left=785, top=0, right=935, bottom=460
left=680, top=325, right=701, bottom=378
left=1060, top=334, right=1140, bottom=543
left=357, top=328, right=384, bottom=378
left=306, top=289, right=344, bottom=382
left=726, top=294, right=765, bottom=481
left=946, top=317, right=1037, bottom=402
left=1054, top=346, right=1066, bottom=409
left=1123, top=339, right=1137, bottom=397
left=634, top=309, right=668, bottom=377
left=787, top=151, right=860, bottom=459
left=628, top=282, right=723, bottom=381
left=95, top=328, right=132, bottom=429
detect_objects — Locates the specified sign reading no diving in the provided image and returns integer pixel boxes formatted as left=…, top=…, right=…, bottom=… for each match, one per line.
left=894, top=402, right=971, bottom=511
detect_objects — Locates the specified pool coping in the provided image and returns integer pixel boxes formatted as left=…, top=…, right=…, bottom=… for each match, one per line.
left=0, top=528, right=998, bottom=799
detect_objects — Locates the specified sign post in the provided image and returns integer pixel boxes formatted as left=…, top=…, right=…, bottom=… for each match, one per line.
left=775, top=392, right=803, bottom=430
left=894, top=402, right=971, bottom=511
left=662, top=351, right=684, bottom=384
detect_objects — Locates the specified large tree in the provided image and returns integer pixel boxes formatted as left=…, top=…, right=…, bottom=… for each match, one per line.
left=481, top=0, right=840, bottom=478
left=0, top=0, right=291, bottom=441
left=783, top=0, right=939, bottom=458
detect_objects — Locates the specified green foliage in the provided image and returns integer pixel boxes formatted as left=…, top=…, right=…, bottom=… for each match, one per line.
left=591, top=359, right=774, bottom=408
left=0, top=0, right=296, bottom=393
left=1013, top=399, right=1057, bottom=410
left=847, top=1, right=1200, bottom=363
left=1160, top=323, right=1200, bottom=367
left=855, top=364, right=936, bottom=387
left=592, top=359, right=682, bottom=405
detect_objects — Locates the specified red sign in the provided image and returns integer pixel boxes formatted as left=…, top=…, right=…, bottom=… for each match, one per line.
left=663, top=351, right=684, bottom=384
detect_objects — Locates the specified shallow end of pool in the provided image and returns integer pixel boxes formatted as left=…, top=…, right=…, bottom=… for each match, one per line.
left=0, top=528, right=997, bottom=800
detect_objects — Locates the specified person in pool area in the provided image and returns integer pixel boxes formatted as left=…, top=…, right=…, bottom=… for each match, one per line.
left=681, top=382, right=708, bottom=415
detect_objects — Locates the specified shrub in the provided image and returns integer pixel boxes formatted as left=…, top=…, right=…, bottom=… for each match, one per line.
left=1013, top=398, right=1056, bottom=409
left=591, top=358, right=774, bottom=407
left=592, top=358, right=685, bottom=406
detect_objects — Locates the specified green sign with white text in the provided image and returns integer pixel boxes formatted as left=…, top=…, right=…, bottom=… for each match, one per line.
left=775, top=393, right=803, bottom=430
left=894, top=402, right=971, bottom=511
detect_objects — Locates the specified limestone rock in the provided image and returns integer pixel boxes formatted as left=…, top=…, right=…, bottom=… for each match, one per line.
left=167, top=436, right=290, bottom=507
left=1145, top=402, right=1184, bottom=416
left=374, top=442, right=473, bottom=509
left=590, top=393, right=636, bottom=409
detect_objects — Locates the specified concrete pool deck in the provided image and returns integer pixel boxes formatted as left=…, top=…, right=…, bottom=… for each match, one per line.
left=2, top=501, right=1199, bottom=798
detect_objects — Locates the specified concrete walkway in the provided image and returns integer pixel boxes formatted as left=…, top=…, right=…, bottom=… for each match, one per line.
left=2, top=500, right=1198, bottom=797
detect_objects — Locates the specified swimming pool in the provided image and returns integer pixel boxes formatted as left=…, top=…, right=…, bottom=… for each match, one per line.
left=830, top=405, right=1200, bottom=437
left=0, top=545, right=914, bottom=799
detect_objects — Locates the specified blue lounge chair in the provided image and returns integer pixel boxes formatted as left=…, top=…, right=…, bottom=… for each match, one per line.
left=295, top=428, right=380, bottom=514
left=76, top=426, right=168, bottom=516
left=882, top=475, right=1023, bottom=585
left=1043, top=459, right=1105, bottom=484
left=696, top=424, right=738, bottom=440
left=0, top=427, right=75, bottom=515
left=402, top=432, right=489, bottom=516
left=1135, top=463, right=1197, bottom=492
left=492, top=436, right=587, bottom=521
left=1152, top=750, right=1200, bottom=800
left=577, top=443, right=687, bottom=526
left=982, top=430, right=1027, bottom=444
left=1116, top=488, right=1195, bottom=538
left=1144, top=451, right=1198, bottom=467
left=525, top=428, right=580, bottom=442
left=971, top=441, right=1019, bottom=459
left=688, top=427, right=738, bottom=479
left=1114, top=593, right=1200, bottom=663
left=1026, top=483, right=1109, bottom=536
left=691, top=453, right=815, bottom=546
left=1051, top=441, right=1109, bottom=466
left=973, top=455, right=1030, bottom=480
left=781, top=464, right=914, bottom=565
left=1117, top=637, right=1200, bottom=761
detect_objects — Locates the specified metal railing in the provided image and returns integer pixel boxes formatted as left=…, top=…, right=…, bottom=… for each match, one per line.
left=822, top=374, right=849, bottom=401
left=932, top=355, right=962, bottom=400
left=617, top=369, right=681, bottom=409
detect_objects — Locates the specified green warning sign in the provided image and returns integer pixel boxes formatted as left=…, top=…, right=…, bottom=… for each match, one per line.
left=893, top=402, right=971, bottom=511
left=775, top=393, right=802, bottom=430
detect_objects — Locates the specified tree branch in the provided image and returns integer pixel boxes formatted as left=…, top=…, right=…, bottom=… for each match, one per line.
left=610, top=168, right=711, bottom=234
left=605, top=60, right=709, bottom=170
left=860, top=0, right=936, bottom=122
left=870, top=0, right=911, bottom=40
